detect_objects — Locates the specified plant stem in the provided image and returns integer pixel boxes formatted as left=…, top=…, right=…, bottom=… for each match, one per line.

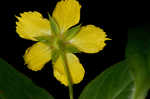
left=60, top=48, right=74, bottom=99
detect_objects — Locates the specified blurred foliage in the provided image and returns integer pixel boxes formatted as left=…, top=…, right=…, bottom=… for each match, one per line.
left=0, top=58, right=54, bottom=99
left=79, top=61, right=134, bottom=99
left=126, top=26, right=150, bottom=99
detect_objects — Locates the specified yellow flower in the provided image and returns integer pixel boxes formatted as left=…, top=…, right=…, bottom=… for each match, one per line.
left=16, top=0, right=110, bottom=86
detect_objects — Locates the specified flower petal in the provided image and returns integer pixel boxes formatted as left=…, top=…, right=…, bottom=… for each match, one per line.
left=24, top=42, right=51, bottom=71
left=70, top=25, right=109, bottom=53
left=52, top=0, right=81, bottom=33
left=53, top=53, right=85, bottom=86
left=16, top=11, right=51, bottom=41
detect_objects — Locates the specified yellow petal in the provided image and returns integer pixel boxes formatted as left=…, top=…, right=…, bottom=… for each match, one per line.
left=53, top=53, right=85, bottom=86
left=52, top=0, right=81, bottom=33
left=70, top=25, right=109, bottom=53
left=24, top=42, right=51, bottom=71
left=16, top=11, right=51, bottom=41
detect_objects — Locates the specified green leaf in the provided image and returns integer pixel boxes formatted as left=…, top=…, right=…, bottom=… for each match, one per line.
left=126, top=26, right=150, bottom=99
left=79, top=61, right=134, bottom=99
left=0, top=58, right=54, bottom=99
left=48, top=13, right=60, bottom=35
left=64, top=44, right=80, bottom=53
left=63, top=24, right=81, bottom=41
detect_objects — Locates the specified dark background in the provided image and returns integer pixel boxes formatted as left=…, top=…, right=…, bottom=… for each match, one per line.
left=1, top=0, right=150, bottom=99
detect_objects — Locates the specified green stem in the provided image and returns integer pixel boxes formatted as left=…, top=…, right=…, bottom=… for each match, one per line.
left=60, top=48, right=74, bottom=99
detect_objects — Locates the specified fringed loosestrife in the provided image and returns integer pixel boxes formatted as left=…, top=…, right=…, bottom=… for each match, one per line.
left=16, top=0, right=109, bottom=87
